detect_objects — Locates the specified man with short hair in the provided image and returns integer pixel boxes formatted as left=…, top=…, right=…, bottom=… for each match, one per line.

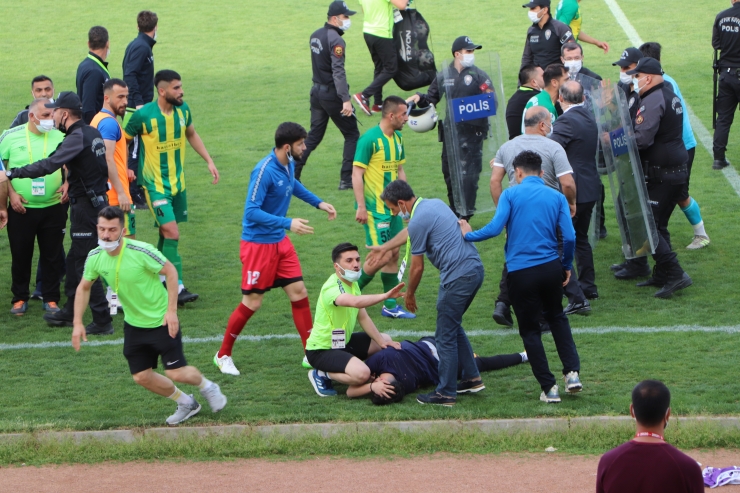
left=521, top=0, right=575, bottom=70
left=522, top=63, right=569, bottom=131
left=0, top=98, right=67, bottom=316
left=554, top=0, right=609, bottom=53
left=352, top=96, right=415, bottom=319
left=596, top=380, right=704, bottom=492
left=461, top=150, right=581, bottom=404
left=353, top=0, right=408, bottom=116
left=560, top=41, right=601, bottom=80
left=91, top=79, right=134, bottom=237
left=214, top=122, right=337, bottom=376
left=11, top=76, right=55, bottom=128
left=506, top=64, right=544, bottom=139
left=124, top=70, right=220, bottom=305
left=306, top=242, right=402, bottom=397
left=73, top=206, right=227, bottom=426
left=77, top=26, right=111, bottom=124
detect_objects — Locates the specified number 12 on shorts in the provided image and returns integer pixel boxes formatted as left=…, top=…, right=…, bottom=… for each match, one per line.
left=246, top=271, right=260, bottom=286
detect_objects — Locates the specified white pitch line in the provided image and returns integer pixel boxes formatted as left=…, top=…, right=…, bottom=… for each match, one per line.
left=1, top=325, right=739, bottom=352
left=603, top=0, right=740, bottom=198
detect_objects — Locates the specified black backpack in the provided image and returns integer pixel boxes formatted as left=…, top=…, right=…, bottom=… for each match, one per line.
left=393, top=8, right=436, bottom=91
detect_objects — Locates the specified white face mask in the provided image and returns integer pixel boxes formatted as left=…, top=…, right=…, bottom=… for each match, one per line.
left=154, top=29, right=158, bottom=41
left=564, top=60, right=582, bottom=74
left=106, top=48, right=110, bottom=60
left=461, top=53, right=475, bottom=68
left=337, top=265, right=362, bottom=283
left=544, top=121, right=553, bottom=138
left=399, top=204, right=411, bottom=221
left=633, top=76, right=647, bottom=94
left=619, top=72, right=633, bottom=85
left=528, top=10, right=542, bottom=23
left=98, top=230, right=124, bottom=252
left=340, top=19, right=351, bottom=31
left=37, top=119, right=55, bottom=133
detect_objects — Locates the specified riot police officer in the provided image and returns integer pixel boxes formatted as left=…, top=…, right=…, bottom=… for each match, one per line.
left=295, top=1, right=360, bottom=189
left=406, top=36, right=493, bottom=219
left=521, top=0, right=575, bottom=70
left=712, top=0, right=740, bottom=169
left=5, top=92, right=113, bottom=332
left=613, top=58, right=692, bottom=298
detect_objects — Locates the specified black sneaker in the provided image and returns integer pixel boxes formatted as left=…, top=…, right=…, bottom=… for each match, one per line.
left=713, top=159, right=730, bottom=170
left=178, top=289, right=199, bottom=306
left=86, top=321, right=114, bottom=335
left=564, top=300, right=591, bottom=315
left=584, top=291, right=599, bottom=300
left=416, top=391, right=456, bottom=406
left=456, top=379, right=485, bottom=394
left=492, top=301, right=514, bottom=327
left=43, top=311, right=73, bottom=327
left=613, top=262, right=651, bottom=279
left=338, top=180, right=353, bottom=190
left=609, top=262, right=627, bottom=272
left=654, top=272, right=692, bottom=298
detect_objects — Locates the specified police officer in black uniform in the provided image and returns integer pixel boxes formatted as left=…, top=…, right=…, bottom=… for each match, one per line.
left=295, top=1, right=360, bottom=190
left=614, top=47, right=643, bottom=120
left=521, top=0, right=574, bottom=70
left=612, top=58, right=692, bottom=298
left=712, top=0, right=740, bottom=169
left=5, top=92, right=113, bottom=333
left=407, top=36, right=493, bottom=219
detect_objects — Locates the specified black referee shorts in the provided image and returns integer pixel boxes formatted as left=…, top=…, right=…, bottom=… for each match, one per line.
left=305, top=332, right=372, bottom=373
left=123, top=322, right=187, bottom=375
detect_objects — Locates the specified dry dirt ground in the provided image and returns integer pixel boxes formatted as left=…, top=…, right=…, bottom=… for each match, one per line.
left=1, top=450, right=739, bottom=492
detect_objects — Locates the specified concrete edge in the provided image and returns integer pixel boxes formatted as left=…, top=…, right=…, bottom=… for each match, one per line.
left=2, top=416, right=738, bottom=445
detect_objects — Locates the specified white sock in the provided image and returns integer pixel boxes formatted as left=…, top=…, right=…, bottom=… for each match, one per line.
left=198, top=376, right=213, bottom=391
left=520, top=352, right=528, bottom=363
left=168, top=387, right=194, bottom=406
left=178, top=284, right=185, bottom=294
left=693, top=221, right=707, bottom=237
left=317, top=370, right=330, bottom=380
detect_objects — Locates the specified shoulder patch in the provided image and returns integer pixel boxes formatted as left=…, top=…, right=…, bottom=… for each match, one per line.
left=635, top=114, right=644, bottom=125
left=560, top=31, right=572, bottom=43
left=333, top=45, right=344, bottom=57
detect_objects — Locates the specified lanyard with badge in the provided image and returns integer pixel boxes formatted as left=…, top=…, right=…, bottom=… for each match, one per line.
left=87, top=54, right=111, bottom=78
left=109, top=239, right=126, bottom=315
left=26, top=128, right=49, bottom=196
left=321, top=280, right=354, bottom=349
left=397, top=197, right=423, bottom=282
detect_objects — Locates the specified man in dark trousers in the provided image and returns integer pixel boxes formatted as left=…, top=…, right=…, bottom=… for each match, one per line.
left=461, top=150, right=581, bottom=404
left=521, top=0, right=574, bottom=70
left=712, top=0, right=740, bottom=170
left=76, top=26, right=111, bottom=124
left=296, top=1, right=360, bottom=190
left=550, top=80, right=600, bottom=314
left=5, top=92, right=113, bottom=334
left=506, top=64, right=544, bottom=139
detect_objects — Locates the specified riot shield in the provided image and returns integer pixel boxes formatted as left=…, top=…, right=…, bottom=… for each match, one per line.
left=441, top=52, right=507, bottom=218
left=595, top=82, right=659, bottom=259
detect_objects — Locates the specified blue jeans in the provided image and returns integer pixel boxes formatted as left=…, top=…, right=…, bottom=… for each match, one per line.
left=434, top=265, right=484, bottom=397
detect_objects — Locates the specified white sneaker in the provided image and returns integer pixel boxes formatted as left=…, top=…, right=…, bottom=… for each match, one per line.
left=165, top=396, right=201, bottom=426
left=200, top=382, right=227, bottom=413
left=213, top=352, right=240, bottom=376
left=686, top=235, right=710, bottom=250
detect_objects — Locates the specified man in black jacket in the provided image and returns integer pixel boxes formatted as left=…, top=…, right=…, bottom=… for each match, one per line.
left=561, top=42, right=601, bottom=80
left=521, top=0, right=574, bottom=70
left=5, top=92, right=114, bottom=333
left=76, top=26, right=110, bottom=124
left=506, top=64, right=544, bottom=140
left=551, top=80, right=600, bottom=313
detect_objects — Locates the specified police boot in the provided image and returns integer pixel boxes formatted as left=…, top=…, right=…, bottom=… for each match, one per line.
left=636, top=265, right=666, bottom=288
left=613, top=258, right=651, bottom=280
left=713, top=159, right=730, bottom=170
left=654, top=272, right=692, bottom=298
left=492, top=302, right=514, bottom=327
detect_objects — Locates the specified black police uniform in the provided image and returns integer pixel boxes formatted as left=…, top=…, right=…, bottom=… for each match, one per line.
left=416, top=62, right=494, bottom=218
left=76, top=52, right=110, bottom=124
left=712, top=2, right=740, bottom=164
left=295, top=22, right=359, bottom=186
left=506, top=86, right=540, bottom=139
left=7, top=113, right=112, bottom=327
left=521, top=16, right=574, bottom=69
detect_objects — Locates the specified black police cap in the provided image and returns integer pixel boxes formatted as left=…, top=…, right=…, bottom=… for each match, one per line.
left=328, top=1, right=356, bottom=17
left=45, top=91, right=82, bottom=110
left=626, top=57, right=663, bottom=76
left=451, top=36, right=482, bottom=54
left=613, top=47, right=643, bottom=67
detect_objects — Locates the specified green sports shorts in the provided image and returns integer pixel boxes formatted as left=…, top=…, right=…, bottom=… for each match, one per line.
left=363, top=211, right=403, bottom=246
left=143, top=188, right=188, bottom=226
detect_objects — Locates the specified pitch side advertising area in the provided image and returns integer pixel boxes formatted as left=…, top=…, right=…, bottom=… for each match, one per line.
left=1, top=0, right=740, bottom=491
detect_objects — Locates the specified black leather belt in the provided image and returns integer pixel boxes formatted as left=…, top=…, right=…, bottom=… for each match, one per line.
left=313, top=83, right=335, bottom=91
left=69, top=195, right=107, bottom=205
left=660, top=164, right=688, bottom=176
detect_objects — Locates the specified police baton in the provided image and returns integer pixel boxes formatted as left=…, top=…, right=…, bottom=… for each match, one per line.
left=713, top=49, right=719, bottom=130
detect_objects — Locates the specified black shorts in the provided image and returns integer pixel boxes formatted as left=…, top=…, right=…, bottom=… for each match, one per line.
left=123, top=322, right=187, bottom=374
left=305, top=332, right=372, bottom=373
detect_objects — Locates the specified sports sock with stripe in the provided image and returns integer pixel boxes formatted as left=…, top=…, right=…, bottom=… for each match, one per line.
left=218, top=303, right=255, bottom=357
left=168, top=387, right=195, bottom=406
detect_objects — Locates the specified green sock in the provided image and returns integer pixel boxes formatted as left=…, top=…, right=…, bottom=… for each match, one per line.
left=358, top=269, right=375, bottom=291
left=157, top=235, right=164, bottom=252
left=162, top=239, right=183, bottom=282
left=380, top=272, right=398, bottom=310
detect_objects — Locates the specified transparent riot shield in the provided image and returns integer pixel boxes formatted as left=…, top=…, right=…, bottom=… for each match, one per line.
left=440, top=52, right=507, bottom=218
left=595, top=82, right=659, bottom=259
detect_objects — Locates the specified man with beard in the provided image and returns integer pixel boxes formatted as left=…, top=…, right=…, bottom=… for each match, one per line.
left=124, top=70, right=220, bottom=305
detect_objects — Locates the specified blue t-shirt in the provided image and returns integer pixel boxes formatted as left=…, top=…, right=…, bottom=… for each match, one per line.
left=364, top=340, right=440, bottom=393
left=407, top=198, right=482, bottom=285
left=96, top=109, right=122, bottom=142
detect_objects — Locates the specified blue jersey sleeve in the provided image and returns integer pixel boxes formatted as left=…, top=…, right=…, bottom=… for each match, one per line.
left=465, top=190, right=511, bottom=242
left=292, top=179, right=322, bottom=208
left=97, top=117, right=122, bottom=142
left=244, top=167, right=292, bottom=230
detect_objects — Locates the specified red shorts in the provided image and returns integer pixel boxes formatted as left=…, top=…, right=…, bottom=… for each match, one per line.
left=240, top=236, right=303, bottom=294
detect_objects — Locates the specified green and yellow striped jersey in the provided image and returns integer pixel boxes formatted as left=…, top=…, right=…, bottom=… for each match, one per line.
left=124, top=101, right=192, bottom=195
left=353, top=125, right=406, bottom=215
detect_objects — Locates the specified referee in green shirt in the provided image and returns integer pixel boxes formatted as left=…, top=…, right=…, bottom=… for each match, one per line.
left=72, top=206, right=227, bottom=426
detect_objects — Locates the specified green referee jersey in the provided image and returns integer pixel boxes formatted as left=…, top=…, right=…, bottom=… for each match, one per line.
left=353, top=125, right=406, bottom=215
left=306, top=273, right=361, bottom=351
left=83, top=239, right=169, bottom=328
left=522, top=92, right=558, bottom=133
left=0, top=125, right=64, bottom=208
left=124, top=101, right=193, bottom=196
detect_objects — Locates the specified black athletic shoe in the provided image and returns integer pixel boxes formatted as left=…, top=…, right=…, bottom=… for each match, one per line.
left=564, top=300, right=591, bottom=315
left=713, top=159, right=730, bottom=170
left=457, top=379, right=485, bottom=394
left=492, top=301, right=514, bottom=327
left=609, top=262, right=627, bottom=272
left=85, top=321, right=114, bottom=335
left=338, top=180, right=353, bottom=190
left=43, top=311, right=73, bottom=327
left=584, top=291, right=599, bottom=300
left=416, top=391, right=456, bottom=406
left=654, top=273, right=692, bottom=298
left=178, top=289, right=199, bottom=306
left=614, top=263, right=651, bottom=279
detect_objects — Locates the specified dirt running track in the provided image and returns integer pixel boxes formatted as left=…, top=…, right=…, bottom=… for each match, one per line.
left=1, top=450, right=739, bottom=492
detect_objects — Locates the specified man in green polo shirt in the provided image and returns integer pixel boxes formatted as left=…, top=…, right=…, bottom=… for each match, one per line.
left=305, top=242, right=403, bottom=397
left=72, top=206, right=227, bottom=426
left=0, top=98, right=67, bottom=316
left=522, top=63, right=569, bottom=133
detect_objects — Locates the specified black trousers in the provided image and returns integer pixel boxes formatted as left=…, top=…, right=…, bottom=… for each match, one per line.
left=64, top=198, right=112, bottom=325
left=295, top=86, right=359, bottom=183
left=441, top=128, right=484, bottom=218
left=7, top=204, right=67, bottom=303
left=713, top=69, right=740, bottom=161
left=362, top=33, right=398, bottom=105
left=598, top=182, right=606, bottom=233
left=496, top=263, right=510, bottom=307
left=507, top=259, right=580, bottom=392
left=564, top=201, right=597, bottom=303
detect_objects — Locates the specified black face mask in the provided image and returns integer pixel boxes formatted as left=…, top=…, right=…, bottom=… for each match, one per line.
left=57, top=113, right=69, bottom=134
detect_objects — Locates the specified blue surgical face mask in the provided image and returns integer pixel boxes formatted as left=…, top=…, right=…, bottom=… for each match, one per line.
left=337, top=264, right=362, bottom=283
left=399, top=204, right=411, bottom=221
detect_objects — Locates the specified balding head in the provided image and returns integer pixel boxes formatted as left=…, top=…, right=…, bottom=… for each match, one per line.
left=524, top=106, right=550, bottom=133
left=559, top=80, right=584, bottom=106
